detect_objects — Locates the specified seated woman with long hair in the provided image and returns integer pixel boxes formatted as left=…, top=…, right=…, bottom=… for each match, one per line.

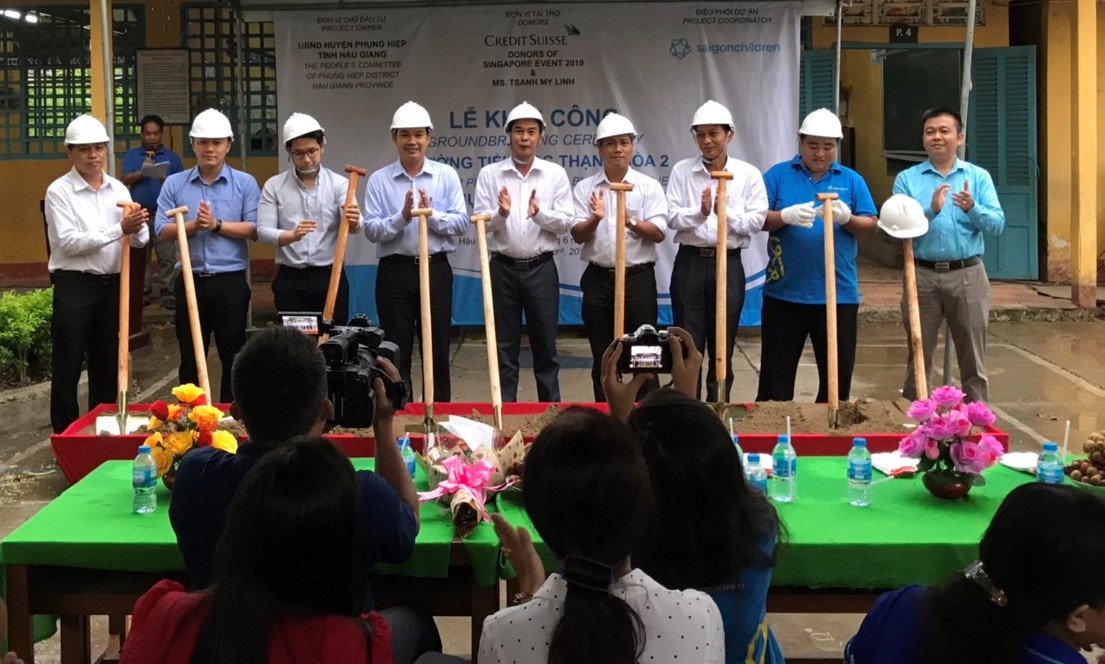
left=846, top=482, right=1105, bottom=664
left=121, top=437, right=392, bottom=664
left=479, top=407, right=725, bottom=663
left=601, top=327, right=786, bottom=664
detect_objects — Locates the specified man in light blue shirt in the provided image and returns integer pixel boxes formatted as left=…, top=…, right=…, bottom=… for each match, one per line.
left=257, top=113, right=360, bottom=325
left=363, top=101, right=468, bottom=401
left=155, top=108, right=260, bottom=403
left=892, top=107, right=1004, bottom=403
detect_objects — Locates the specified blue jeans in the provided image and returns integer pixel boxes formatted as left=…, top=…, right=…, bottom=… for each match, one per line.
left=378, top=605, right=444, bottom=664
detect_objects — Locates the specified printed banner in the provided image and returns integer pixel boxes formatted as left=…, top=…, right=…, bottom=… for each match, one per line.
left=274, top=2, right=800, bottom=325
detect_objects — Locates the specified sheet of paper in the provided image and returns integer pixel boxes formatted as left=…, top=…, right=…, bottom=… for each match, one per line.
left=440, top=415, right=497, bottom=449
left=139, top=161, right=170, bottom=179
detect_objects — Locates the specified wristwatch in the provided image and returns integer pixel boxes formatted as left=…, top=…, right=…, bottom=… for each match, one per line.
left=213, top=219, right=223, bottom=234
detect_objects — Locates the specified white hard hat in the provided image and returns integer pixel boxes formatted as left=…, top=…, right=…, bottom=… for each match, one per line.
left=690, top=100, right=733, bottom=130
left=64, top=114, right=110, bottom=145
left=595, top=113, right=636, bottom=142
left=878, top=194, right=929, bottom=239
left=189, top=108, right=234, bottom=140
left=798, top=108, right=843, bottom=139
left=282, top=113, right=324, bottom=146
left=505, top=102, right=545, bottom=132
left=390, top=101, right=433, bottom=131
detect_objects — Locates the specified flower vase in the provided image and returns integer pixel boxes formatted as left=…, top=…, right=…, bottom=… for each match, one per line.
left=922, top=471, right=972, bottom=500
left=162, top=467, right=177, bottom=491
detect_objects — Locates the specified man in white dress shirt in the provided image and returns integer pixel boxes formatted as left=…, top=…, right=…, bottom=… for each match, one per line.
left=571, top=113, right=668, bottom=401
left=666, top=100, right=768, bottom=402
left=362, top=101, right=469, bottom=401
left=257, top=113, right=360, bottom=325
left=45, top=114, right=149, bottom=432
left=474, top=102, right=573, bottom=402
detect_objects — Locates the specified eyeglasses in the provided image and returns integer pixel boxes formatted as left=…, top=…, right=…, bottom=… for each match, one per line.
left=290, top=148, right=320, bottom=160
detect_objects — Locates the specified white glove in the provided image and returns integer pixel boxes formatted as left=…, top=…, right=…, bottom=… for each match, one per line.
left=828, top=199, right=852, bottom=225
left=780, top=202, right=816, bottom=229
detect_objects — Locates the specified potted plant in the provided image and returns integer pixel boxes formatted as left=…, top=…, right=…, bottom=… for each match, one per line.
left=898, top=386, right=1004, bottom=500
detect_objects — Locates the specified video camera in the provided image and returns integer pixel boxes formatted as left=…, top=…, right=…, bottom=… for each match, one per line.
left=279, top=312, right=409, bottom=428
left=618, top=324, right=674, bottom=374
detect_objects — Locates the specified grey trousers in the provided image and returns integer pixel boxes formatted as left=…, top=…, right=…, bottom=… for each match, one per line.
left=143, top=215, right=177, bottom=300
left=900, top=260, right=991, bottom=403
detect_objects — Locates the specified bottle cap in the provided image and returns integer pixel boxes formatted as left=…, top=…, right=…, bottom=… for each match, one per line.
left=1042, top=441, right=1058, bottom=452
left=138, top=445, right=151, bottom=453
left=853, top=438, right=867, bottom=447
left=777, top=434, right=789, bottom=444
left=731, top=434, right=740, bottom=444
left=748, top=453, right=759, bottom=463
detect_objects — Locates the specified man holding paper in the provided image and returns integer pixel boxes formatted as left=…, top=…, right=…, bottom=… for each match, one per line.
left=121, top=114, right=184, bottom=309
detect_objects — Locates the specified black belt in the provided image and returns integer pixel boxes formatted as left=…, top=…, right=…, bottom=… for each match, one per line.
left=193, top=269, right=246, bottom=279
left=277, top=264, right=334, bottom=273
left=678, top=245, right=742, bottom=258
left=914, top=256, right=981, bottom=273
left=52, top=270, right=119, bottom=285
left=492, top=251, right=553, bottom=270
left=380, top=252, right=449, bottom=265
left=588, top=262, right=655, bottom=276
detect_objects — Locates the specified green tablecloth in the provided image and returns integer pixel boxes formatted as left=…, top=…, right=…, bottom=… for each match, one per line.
left=496, top=457, right=1038, bottom=590
left=0, top=458, right=501, bottom=648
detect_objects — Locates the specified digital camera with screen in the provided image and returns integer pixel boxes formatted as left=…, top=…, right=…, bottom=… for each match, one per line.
left=617, top=324, right=673, bottom=374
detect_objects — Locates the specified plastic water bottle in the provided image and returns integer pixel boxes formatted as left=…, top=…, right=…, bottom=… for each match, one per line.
left=1037, top=441, right=1064, bottom=485
left=746, top=454, right=768, bottom=495
left=399, top=436, right=416, bottom=478
left=771, top=434, right=797, bottom=503
left=847, top=437, right=873, bottom=507
left=132, top=445, right=157, bottom=514
left=732, top=434, right=744, bottom=468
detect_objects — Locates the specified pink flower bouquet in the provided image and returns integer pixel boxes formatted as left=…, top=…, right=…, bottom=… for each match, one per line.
left=898, top=386, right=1004, bottom=487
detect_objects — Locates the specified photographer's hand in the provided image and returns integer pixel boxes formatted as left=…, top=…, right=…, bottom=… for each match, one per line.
left=372, top=357, right=420, bottom=532
left=666, top=326, right=703, bottom=398
left=601, top=340, right=653, bottom=423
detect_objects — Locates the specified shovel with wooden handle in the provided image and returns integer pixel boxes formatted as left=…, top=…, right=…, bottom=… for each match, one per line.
left=471, top=213, right=503, bottom=430
left=166, top=205, right=212, bottom=401
left=97, top=202, right=144, bottom=435
left=817, top=193, right=840, bottom=429
left=410, top=204, right=437, bottom=436
left=609, top=182, right=634, bottom=340
left=319, top=164, right=367, bottom=344
left=902, top=238, right=928, bottom=400
left=710, top=171, right=734, bottom=406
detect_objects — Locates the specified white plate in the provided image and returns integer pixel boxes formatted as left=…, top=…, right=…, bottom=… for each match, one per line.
left=870, top=451, right=920, bottom=477
left=1000, top=452, right=1038, bottom=474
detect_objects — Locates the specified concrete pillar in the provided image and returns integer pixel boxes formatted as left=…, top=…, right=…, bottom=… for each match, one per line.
left=1070, top=0, right=1097, bottom=307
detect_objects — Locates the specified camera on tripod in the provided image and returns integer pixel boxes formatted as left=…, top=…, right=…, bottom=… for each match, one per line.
left=278, top=312, right=409, bottom=428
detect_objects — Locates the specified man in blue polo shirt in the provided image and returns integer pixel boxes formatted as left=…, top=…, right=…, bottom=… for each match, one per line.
left=155, top=108, right=260, bottom=403
left=756, top=109, right=878, bottom=403
left=121, top=115, right=184, bottom=309
left=893, top=107, right=1004, bottom=403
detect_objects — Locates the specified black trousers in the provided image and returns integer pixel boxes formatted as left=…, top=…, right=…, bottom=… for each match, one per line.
left=756, top=295, right=859, bottom=403
left=580, top=262, right=658, bottom=402
left=173, top=271, right=251, bottom=403
left=670, top=245, right=746, bottom=402
left=272, top=264, right=350, bottom=326
left=489, top=253, right=560, bottom=402
left=375, top=254, right=453, bottom=402
left=50, top=271, right=120, bottom=433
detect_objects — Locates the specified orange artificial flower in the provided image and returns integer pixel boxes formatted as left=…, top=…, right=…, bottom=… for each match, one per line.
left=150, top=446, right=174, bottom=478
left=210, top=430, right=239, bottom=454
left=142, top=431, right=163, bottom=449
left=166, top=404, right=183, bottom=421
left=188, top=405, right=224, bottom=432
left=163, top=431, right=194, bottom=457
left=171, top=383, right=206, bottom=405
left=147, top=415, right=164, bottom=430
